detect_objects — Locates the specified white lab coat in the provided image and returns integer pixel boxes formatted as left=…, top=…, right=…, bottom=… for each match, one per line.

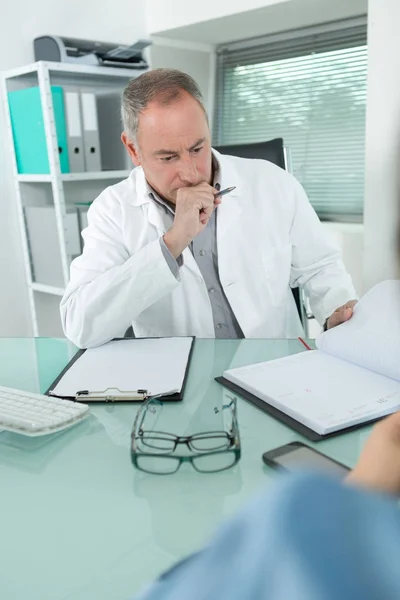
left=60, top=150, right=356, bottom=348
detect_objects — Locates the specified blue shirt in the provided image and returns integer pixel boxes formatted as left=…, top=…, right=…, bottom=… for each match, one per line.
left=134, top=473, right=400, bottom=600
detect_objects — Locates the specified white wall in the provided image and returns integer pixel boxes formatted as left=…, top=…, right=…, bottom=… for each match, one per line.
left=363, top=0, right=400, bottom=288
left=147, top=0, right=287, bottom=33
left=0, top=0, right=147, bottom=337
left=323, top=223, right=365, bottom=296
left=150, top=38, right=215, bottom=115
left=147, top=0, right=367, bottom=45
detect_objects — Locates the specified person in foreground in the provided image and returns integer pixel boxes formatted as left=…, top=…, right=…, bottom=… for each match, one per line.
left=134, top=412, right=400, bottom=600
left=60, top=69, right=356, bottom=348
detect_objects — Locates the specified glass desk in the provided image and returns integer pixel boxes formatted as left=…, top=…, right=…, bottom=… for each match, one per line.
left=0, top=338, right=371, bottom=600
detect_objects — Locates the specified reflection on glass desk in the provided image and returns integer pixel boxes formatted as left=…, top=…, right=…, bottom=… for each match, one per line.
left=0, top=338, right=372, bottom=600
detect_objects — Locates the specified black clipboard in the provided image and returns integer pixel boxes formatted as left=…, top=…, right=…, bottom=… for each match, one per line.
left=46, top=337, right=195, bottom=403
left=215, top=376, right=381, bottom=442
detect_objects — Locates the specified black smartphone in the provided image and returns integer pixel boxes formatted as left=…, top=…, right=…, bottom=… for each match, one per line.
left=262, top=442, right=350, bottom=478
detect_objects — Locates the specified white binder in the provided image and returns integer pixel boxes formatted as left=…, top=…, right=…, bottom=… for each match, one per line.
left=97, top=92, right=130, bottom=170
left=64, top=91, right=85, bottom=172
left=80, top=92, right=102, bottom=171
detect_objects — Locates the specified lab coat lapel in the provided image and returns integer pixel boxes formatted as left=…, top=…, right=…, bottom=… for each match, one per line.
left=147, top=200, right=171, bottom=235
left=214, top=151, right=243, bottom=246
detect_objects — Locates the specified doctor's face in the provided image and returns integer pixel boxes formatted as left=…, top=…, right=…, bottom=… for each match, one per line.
left=122, top=91, right=213, bottom=203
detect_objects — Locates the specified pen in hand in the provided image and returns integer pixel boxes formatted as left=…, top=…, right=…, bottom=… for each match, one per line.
left=214, top=186, right=236, bottom=198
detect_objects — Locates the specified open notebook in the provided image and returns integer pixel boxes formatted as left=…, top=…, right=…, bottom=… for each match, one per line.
left=217, top=281, right=400, bottom=440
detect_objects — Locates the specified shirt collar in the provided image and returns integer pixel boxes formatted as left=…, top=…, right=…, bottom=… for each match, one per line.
left=146, top=182, right=175, bottom=216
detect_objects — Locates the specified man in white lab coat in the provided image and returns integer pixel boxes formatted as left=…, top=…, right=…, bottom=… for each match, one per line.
left=60, top=69, right=356, bottom=349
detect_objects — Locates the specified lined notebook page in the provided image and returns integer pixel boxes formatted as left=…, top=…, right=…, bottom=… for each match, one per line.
left=317, top=280, right=400, bottom=382
left=223, top=350, right=400, bottom=435
left=50, top=337, right=193, bottom=398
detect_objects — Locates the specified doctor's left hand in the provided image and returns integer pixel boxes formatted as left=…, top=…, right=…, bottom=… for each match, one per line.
left=326, top=299, right=357, bottom=330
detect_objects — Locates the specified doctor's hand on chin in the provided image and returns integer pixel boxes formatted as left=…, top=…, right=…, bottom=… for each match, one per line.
left=326, top=299, right=358, bottom=330
left=163, top=182, right=221, bottom=259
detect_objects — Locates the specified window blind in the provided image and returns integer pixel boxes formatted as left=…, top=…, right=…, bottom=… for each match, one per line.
left=214, top=21, right=368, bottom=220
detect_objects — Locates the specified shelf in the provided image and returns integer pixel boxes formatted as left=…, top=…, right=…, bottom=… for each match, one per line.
left=18, top=174, right=52, bottom=183
left=18, top=170, right=131, bottom=183
left=31, top=283, right=65, bottom=296
left=62, top=170, right=131, bottom=182
left=3, top=58, right=139, bottom=336
left=4, top=61, right=143, bottom=82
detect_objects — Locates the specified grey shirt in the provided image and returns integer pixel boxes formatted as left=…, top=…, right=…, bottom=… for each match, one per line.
left=148, top=178, right=244, bottom=339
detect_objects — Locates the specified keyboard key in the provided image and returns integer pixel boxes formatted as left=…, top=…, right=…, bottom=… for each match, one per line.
left=0, top=385, right=89, bottom=436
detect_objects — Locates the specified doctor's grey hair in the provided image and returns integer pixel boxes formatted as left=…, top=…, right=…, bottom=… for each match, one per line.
left=121, top=68, right=208, bottom=146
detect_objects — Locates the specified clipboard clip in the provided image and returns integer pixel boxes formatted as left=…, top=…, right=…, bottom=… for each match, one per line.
left=75, top=387, right=149, bottom=402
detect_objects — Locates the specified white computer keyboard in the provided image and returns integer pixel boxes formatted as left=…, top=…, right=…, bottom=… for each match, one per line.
left=0, top=385, right=89, bottom=436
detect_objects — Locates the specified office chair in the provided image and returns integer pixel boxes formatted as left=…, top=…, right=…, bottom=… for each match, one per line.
left=214, top=138, right=305, bottom=329
left=214, top=138, right=287, bottom=171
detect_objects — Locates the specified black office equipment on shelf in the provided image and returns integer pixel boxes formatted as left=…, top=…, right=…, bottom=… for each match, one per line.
left=33, top=36, right=152, bottom=69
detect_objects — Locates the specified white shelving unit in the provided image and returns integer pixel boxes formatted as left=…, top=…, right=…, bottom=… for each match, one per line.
left=2, top=61, right=143, bottom=336
left=17, top=170, right=131, bottom=183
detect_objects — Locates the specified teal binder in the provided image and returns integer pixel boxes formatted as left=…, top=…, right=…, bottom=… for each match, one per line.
left=8, top=86, right=70, bottom=174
